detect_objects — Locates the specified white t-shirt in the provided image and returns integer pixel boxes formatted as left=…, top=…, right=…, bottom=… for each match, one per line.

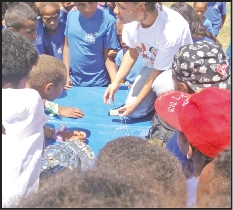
left=2, top=88, right=49, bottom=207
left=122, top=4, right=193, bottom=70
left=186, top=175, right=199, bottom=207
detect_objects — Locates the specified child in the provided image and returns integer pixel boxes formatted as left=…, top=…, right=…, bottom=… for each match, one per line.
left=165, top=41, right=231, bottom=170
left=170, top=2, right=216, bottom=43
left=4, top=2, right=48, bottom=55
left=196, top=147, right=231, bottom=208
left=39, top=2, right=66, bottom=61
left=103, top=2, right=192, bottom=119
left=114, top=21, right=145, bottom=87
left=98, top=2, right=117, bottom=19
left=63, top=2, right=120, bottom=88
left=18, top=137, right=187, bottom=208
left=154, top=87, right=230, bottom=207
left=26, top=54, right=86, bottom=142
left=193, top=2, right=214, bottom=36
left=204, top=2, right=227, bottom=37
left=2, top=29, right=48, bottom=207
left=59, top=2, right=75, bottom=24
left=2, top=30, right=38, bottom=89
left=5, top=2, right=84, bottom=119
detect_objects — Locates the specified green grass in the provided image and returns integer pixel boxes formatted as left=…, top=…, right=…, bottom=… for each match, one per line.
left=162, top=2, right=231, bottom=51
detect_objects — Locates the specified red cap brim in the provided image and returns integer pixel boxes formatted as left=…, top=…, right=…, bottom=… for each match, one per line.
left=154, top=91, right=190, bottom=131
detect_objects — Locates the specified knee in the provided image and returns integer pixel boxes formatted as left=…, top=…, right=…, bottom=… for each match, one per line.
left=152, top=70, right=174, bottom=96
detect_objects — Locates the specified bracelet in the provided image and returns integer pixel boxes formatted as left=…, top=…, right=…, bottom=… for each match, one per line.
left=45, top=100, right=59, bottom=116
left=52, top=124, right=68, bottom=143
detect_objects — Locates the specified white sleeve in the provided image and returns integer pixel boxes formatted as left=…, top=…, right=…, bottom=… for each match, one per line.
left=122, top=22, right=137, bottom=49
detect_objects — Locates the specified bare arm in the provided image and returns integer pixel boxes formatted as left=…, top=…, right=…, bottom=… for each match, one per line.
left=63, top=37, right=72, bottom=89
left=221, top=14, right=226, bottom=28
left=103, top=47, right=139, bottom=103
left=104, top=47, right=118, bottom=81
left=118, top=68, right=163, bottom=117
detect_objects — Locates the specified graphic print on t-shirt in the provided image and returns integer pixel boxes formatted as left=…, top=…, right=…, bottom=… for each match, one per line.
left=83, top=32, right=98, bottom=44
left=134, top=41, right=158, bottom=67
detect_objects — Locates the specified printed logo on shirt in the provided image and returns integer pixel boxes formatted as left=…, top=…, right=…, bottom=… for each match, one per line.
left=135, top=42, right=158, bottom=67
left=83, top=32, right=98, bottom=44
left=57, top=44, right=64, bottom=54
left=34, top=33, right=42, bottom=46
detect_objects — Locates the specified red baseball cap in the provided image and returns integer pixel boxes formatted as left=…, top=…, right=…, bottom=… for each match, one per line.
left=154, top=87, right=230, bottom=158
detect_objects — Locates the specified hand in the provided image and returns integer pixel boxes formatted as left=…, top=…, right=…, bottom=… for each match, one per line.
left=103, top=81, right=120, bottom=104
left=59, top=105, right=84, bottom=118
left=59, top=130, right=86, bottom=142
left=64, top=76, right=73, bottom=90
left=71, top=6, right=77, bottom=11
left=108, top=49, right=119, bottom=58
left=117, top=102, right=138, bottom=118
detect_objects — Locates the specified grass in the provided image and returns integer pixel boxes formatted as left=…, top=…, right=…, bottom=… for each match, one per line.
left=162, top=2, right=231, bottom=51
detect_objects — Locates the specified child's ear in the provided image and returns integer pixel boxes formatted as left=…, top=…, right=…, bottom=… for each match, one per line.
left=187, top=144, right=193, bottom=160
left=177, top=82, right=189, bottom=93
left=44, top=83, right=53, bottom=94
left=7, top=27, right=16, bottom=32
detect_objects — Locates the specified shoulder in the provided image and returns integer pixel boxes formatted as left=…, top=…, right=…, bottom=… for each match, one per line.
left=101, top=9, right=116, bottom=24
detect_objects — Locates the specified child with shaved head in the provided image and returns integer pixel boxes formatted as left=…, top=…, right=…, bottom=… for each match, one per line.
left=26, top=54, right=86, bottom=142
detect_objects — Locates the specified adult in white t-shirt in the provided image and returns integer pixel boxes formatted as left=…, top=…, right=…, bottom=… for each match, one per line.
left=103, top=2, right=193, bottom=118
left=2, top=88, right=49, bottom=207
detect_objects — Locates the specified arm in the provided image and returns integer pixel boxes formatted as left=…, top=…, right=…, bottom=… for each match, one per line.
left=103, top=47, right=139, bottom=103
left=43, top=126, right=86, bottom=141
left=63, top=37, right=72, bottom=89
left=117, top=68, right=162, bottom=117
left=104, top=47, right=118, bottom=81
left=221, top=15, right=226, bottom=29
left=43, top=99, right=84, bottom=118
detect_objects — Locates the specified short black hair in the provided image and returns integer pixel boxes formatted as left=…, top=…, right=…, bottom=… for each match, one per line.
left=27, top=54, right=67, bottom=89
left=5, top=2, right=37, bottom=31
left=96, top=136, right=187, bottom=206
left=18, top=161, right=186, bottom=208
left=2, top=29, right=39, bottom=88
left=196, top=147, right=231, bottom=208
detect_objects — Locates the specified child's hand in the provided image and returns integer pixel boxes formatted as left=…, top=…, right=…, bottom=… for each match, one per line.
left=71, top=6, right=77, bottom=11
left=58, top=130, right=86, bottom=142
left=64, top=76, right=73, bottom=90
left=59, top=106, right=84, bottom=118
left=108, top=49, right=119, bottom=58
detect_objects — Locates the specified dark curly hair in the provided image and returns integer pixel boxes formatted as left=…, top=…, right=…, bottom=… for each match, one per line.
left=27, top=54, right=67, bottom=90
left=170, top=2, right=216, bottom=42
left=17, top=143, right=187, bottom=208
left=5, top=2, right=37, bottom=31
left=196, top=147, right=231, bottom=208
left=2, top=30, right=39, bottom=88
left=95, top=136, right=187, bottom=207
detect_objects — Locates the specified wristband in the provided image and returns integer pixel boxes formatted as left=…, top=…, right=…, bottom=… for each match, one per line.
left=52, top=124, right=68, bottom=143
left=45, top=100, right=59, bottom=116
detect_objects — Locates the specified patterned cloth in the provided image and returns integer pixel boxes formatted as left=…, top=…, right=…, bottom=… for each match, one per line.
left=172, top=41, right=231, bottom=92
left=40, top=140, right=95, bottom=179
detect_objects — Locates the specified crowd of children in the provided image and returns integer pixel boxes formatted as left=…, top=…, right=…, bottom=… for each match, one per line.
left=2, top=2, right=231, bottom=208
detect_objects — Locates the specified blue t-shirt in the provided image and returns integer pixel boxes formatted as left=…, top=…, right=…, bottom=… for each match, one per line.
left=115, top=49, right=145, bottom=85
left=203, top=17, right=214, bottom=35
left=204, top=2, right=227, bottom=37
left=44, top=21, right=66, bottom=61
left=33, top=17, right=48, bottom=55
left=166, top=131, right=187, bottom=166
left=65, top=9, right=120, bottom=87
left=59, top=8, right=68, bottom=24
